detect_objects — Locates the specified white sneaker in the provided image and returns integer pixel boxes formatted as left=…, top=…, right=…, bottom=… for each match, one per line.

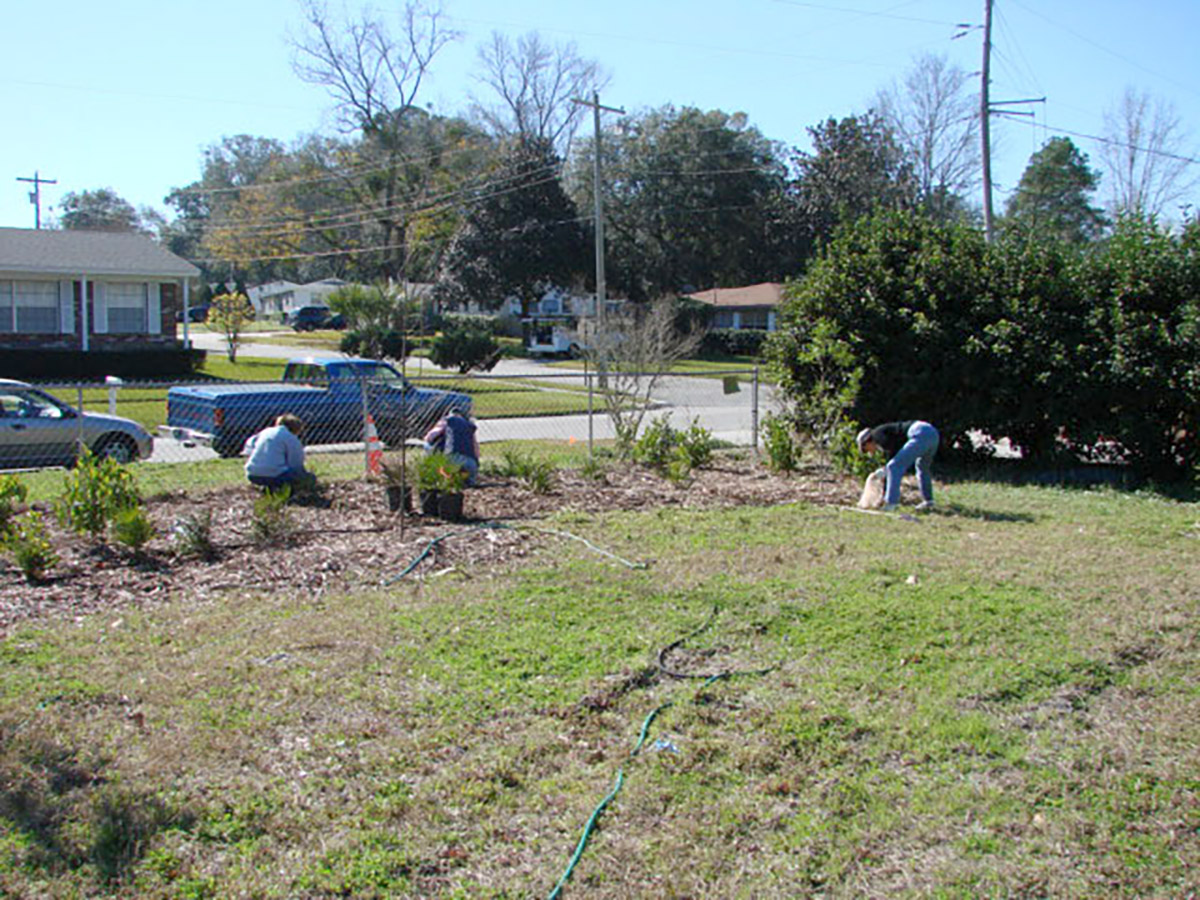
left=881, top=503, right=898, bottom=512
left=915, top=500, right=935, bottom=511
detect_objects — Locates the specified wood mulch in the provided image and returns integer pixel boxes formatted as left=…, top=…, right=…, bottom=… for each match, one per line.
left=0, top=460, right=861, bottom=638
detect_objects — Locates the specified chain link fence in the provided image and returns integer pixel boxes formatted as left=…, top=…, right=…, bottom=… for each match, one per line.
left=1, top=367, right=771, bottom=480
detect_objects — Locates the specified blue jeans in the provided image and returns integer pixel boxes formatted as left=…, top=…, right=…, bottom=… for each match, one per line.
left=884, top=422, right=939, bottom=505
left=446, top=452, right=479, bottom=486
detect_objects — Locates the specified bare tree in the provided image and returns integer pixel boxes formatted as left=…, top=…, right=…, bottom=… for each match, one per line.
left=1100, top=87, right=1198, bottom=219
left=290, top=1, right=460, bottom=279
left=875, top=53, right=979, bottom=219
left=470, top=31, right=608, bottom=153
left=584, top=300, right=703, bottom=453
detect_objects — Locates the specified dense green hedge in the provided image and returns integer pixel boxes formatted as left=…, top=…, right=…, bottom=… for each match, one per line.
left=765, top=210, right=1199, bottom=480
left=701, top=328, right=769, bottom=357
left=5, top=348, right=207, bottom=381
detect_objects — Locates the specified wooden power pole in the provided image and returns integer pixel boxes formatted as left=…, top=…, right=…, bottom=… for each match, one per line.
left=16, top=171, right=57, bottom=229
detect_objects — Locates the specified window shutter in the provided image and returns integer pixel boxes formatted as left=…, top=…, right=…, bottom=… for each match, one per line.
left=93, top=282, right=108, bottom=334
left=59, top=281, right=75, bottom=335
left=147, top=282, right=161, bottom=334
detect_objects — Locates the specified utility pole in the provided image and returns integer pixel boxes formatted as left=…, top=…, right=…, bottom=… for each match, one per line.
left=979, top=1, right=1044, bottom=242
left=16, top=171, right=57, bottom=229
left=980, top=0, right=995, bottom=241
left=571, top=91, right=625, bottom=330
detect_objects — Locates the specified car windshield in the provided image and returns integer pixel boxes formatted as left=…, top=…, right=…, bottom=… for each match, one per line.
left=0, top=387, right=69, bottom=419
left=359, top=364, right=408, bottom=390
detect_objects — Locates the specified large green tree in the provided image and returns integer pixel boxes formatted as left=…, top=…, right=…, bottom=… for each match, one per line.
left=437, top=137, right=585, bottom=312
left=58, top=188, right=148, bottom=233
left=789, top=112, right=918, bottom=249
left=572, top=106, right=792, bottom=301
left=1004, top=137, right=1107, bottom=245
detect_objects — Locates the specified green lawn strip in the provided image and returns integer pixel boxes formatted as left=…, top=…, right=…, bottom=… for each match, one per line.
left=0, top=481, right=1195, bottom=896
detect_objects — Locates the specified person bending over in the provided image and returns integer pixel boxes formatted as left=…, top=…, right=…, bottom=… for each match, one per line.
left=422, top=410, right=480, bottom=486
left=244, top=413, right=314, bottom=491
left=856, top=420, right=939, bottom=511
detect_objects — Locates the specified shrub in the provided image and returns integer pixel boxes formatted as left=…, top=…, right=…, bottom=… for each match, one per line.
left=761, top=413, right=800, bottom=473
left=110, top=506, right=156, bottom=552
left=828, top=420, right=880, bottom=478
left=57, top=450, right=141, bottom=540
left=700, top=328, right=768, bottom=358
left=429, top=322, right=502, bottom=374
left=171, top=511, right=217, bottom=561
left=631, top=415, right=676, bottom=470
left=251, top=488, right=294, bottom=546
left=412, top=453, right=469, bottom=493
left=632, top=415, right=715, bottom=476
left=0, top=475, right=28, bottom=536
left=3, top=512, right=58, bottom=583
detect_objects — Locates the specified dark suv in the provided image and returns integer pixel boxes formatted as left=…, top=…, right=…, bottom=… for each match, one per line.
left=286, top=305, right=344, bottom=331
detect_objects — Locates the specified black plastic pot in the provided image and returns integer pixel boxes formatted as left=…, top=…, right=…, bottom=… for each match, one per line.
left=385, top=484, right=411, bottom=513
left=437, top=491, right=464, bottom=521
left=419, top=489, right=440, bottom=516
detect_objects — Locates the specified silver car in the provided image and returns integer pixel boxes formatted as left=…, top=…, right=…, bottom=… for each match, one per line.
left=0, top=379, right=153, bottom=469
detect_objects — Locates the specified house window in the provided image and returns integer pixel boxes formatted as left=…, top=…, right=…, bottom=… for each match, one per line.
left=712, top=309, right=735, bottom=329
left=0, top=280, right=59, bottom=333
left=107, top=282, right=148, bottom=333
left=739, top=309, right=769, bottom=330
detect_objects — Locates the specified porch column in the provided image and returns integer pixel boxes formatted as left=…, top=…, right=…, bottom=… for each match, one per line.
left=182, top=278, right=191, bottom=347
left=80, top=275, right=89, bottom=352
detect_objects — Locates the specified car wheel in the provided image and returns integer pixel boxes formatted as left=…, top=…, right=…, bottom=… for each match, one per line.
left=93, top=434, right=138, bottom=464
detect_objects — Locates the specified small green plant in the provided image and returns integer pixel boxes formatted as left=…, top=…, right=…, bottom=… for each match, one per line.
left=171, top=511, right=217, bottom=561
left=3, top=511, right=59, bottom=583
left=0, top=475, right=29, bottom=535
left=631, top=415, right=677, bottom=470
left=679, top=419, right=715, bottom=469
left=665, top=445, right=694, bottom=485
left=633, top=415, right=715, bottom=477
left=579, top=456, right=609, bottom=482
left=110, top=506, right=156, bottom=552
left=490, top=449, right=556, bottom=493
left=828, top=419, right=879, bottom=478
left=251, top=487, right=294, bottom=546
left=413, top=453, right=468, bottom=493
left=57, top=449, right=142, bottom=540
left=762, top=413, right=800, bottom=473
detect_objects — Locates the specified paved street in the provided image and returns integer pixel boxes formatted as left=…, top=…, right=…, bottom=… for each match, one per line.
left=151, top=332, right=775, bottom=463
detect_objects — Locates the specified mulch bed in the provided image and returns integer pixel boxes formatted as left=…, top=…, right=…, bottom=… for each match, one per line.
left=0, top=460, right=862, bottom=638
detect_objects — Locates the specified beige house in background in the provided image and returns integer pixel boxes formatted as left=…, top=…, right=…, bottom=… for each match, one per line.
left=687, top=282, right=784, bottom=331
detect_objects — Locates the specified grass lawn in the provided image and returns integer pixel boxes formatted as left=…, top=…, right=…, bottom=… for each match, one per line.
left=0, top=472, right=1196, bottom=897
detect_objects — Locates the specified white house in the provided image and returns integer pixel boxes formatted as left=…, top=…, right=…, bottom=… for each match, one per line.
left=248, top=278, right=349, bottom=318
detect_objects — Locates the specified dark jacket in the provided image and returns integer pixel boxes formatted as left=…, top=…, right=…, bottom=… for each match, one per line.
left=868, top=421, right=916, bottom=458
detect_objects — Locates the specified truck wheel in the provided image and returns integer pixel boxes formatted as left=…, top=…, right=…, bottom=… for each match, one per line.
left=93, top=434, right=138, bottom=464
left=568, top=343, right=583, bottom=359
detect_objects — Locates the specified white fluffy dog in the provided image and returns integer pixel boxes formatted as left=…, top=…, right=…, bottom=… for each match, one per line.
left=857, top=467, right=887, bottom=509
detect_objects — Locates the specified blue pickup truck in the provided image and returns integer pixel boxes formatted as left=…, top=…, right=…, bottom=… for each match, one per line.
left=166, top=358, right=473, bottom=458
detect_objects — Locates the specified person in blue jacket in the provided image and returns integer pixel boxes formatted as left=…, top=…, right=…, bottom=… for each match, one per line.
left=856, top=420, right=940, bottom=511
left=422, top=410, right=480, bottom=486
left=243, top=413, right=315, bottom=491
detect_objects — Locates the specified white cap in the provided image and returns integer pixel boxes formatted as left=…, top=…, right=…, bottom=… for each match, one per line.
left=856, top=427, right=872, bottom=453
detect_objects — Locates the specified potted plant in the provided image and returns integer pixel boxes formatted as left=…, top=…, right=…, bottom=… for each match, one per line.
left=378, top=456, right=411, bottom=513
left=413, top=452, right=469, bottom=520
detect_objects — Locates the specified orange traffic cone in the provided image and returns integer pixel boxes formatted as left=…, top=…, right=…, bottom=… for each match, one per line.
left=365, top=414, right=384, bottom=475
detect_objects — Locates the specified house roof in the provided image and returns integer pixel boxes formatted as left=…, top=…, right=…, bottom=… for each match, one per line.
left=0, top=227, right=199, bottom=278
left=686, top=282, right=785, bottom=308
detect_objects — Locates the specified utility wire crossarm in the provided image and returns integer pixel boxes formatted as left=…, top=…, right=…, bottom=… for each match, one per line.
left=16, top=171, right=57, bottom=229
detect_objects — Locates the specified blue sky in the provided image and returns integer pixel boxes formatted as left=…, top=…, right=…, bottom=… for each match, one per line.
left=3, top=0, right=1198, bottom=230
